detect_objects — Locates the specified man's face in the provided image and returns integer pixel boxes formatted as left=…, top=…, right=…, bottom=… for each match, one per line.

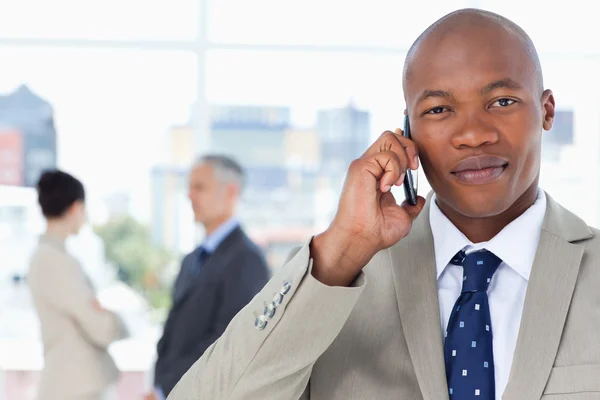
left=405, top=26, right=555, bottom=217
left=188, top=163, right=230, bottom=226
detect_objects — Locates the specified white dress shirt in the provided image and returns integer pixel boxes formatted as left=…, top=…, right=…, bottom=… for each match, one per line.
left=429, top=190, right=546, bottom=399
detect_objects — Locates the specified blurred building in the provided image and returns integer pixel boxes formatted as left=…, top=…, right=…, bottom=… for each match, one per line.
left=317, top=103, right=370, bottom=182
left=150, top=165, right=191, bottom=254
left=0, top=85, right=57, bottom=188
left=166, top=125, right=195, bottom=168
left=148, top=121, right=195, bottom=254
left=539, top=107, right=600, bottom=226
left=210, top=105, right=291, bottom=192
left=542, top=110, right=574, bottom=163
left=210, top=105, right=290, bottom=167
left=284, top=128, right=320, bottom=170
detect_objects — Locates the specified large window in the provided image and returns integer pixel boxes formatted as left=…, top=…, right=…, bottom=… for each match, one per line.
left=0, top=0, right=198, bottom=40
left=208, top=0, right=470, bottom=47
left=1, top=1, right=599, bottom=398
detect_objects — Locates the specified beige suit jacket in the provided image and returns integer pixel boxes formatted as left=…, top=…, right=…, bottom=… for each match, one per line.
left=169, top=193, right=600, bottom=400
left=28, top=234, right=129, bottom=400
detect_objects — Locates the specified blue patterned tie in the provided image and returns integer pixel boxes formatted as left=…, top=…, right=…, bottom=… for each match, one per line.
left=445, top=249, right=502, bottom=399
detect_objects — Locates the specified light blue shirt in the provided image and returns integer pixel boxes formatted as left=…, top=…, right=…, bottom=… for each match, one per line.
left=201, top=217, right=240, bottom=254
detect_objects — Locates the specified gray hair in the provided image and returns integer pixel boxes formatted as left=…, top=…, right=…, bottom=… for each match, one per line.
left=194, top=154, right=245, bottom=190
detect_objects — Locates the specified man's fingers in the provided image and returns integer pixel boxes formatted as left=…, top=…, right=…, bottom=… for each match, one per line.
left=393, top=128, right=420, bottom=170
left=357, top=150, right=408, bottom=192
left=364, top=130, right=419, bottom=171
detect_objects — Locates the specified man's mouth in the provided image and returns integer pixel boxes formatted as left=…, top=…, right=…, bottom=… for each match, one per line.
left=451, top=155, right=509, bottom=185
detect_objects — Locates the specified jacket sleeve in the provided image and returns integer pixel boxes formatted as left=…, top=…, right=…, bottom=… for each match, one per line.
left=39, top=256, right=128, bottom=348
left=167, top=239, right=367, bottom=400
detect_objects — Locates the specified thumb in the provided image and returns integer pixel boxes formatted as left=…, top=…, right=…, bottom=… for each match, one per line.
left=399, top=196, right=426, bottom=221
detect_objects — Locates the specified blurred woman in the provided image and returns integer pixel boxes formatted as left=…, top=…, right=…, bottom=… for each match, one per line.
left=28, top=170, right=128, bottom=400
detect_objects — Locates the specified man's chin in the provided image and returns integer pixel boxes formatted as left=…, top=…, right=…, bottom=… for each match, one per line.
left=438, top=188, right=512, bottom=219
left=456, top=193, right=515, bottom=218
left=458, top=204, right=508, bottom=219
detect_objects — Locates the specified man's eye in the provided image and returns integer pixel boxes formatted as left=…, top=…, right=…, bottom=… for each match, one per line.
left=492, top=98, right=516, bottom=107
left=426, top=107, right=448, bottom=114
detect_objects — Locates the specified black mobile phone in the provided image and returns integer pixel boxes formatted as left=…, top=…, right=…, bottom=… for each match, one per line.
left=402, top=115, right=418, bottom=206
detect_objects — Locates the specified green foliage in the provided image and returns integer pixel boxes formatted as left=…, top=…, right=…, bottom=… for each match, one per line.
left=94, top=216, right=174, bottom=312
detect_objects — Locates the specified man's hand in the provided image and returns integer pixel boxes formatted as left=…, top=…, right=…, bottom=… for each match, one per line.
left=311, top=129, right=425, bottom=287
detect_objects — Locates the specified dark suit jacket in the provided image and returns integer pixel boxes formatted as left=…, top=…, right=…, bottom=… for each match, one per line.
left=154, top=226, right=270, bottom=396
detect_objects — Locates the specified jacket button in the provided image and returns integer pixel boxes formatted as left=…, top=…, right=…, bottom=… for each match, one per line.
left=264, top=303, right=276, bottom=318
left=272, top=293, right=283, bottom=307
left=254, top=314, right=268, bottom=330
left=281, top=281, right=292, bottom=295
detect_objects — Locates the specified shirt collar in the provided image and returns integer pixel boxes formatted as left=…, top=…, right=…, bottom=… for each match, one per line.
left=430, top=189, right=547, bottom=282
left=201, top=217, right=239, bottom=254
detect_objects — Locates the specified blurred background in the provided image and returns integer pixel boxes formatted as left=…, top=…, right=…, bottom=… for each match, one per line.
left=0, top=0, right=598, bottom=398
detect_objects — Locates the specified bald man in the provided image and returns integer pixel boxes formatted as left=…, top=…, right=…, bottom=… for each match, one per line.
left=168, top=9, right=600, bottom=400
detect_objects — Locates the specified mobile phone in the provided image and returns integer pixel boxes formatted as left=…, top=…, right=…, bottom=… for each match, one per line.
left=402, top=115, right=418, bottom=206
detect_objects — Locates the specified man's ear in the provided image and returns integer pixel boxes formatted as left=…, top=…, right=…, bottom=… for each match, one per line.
left=226, top=183, right=241, bottom=202
left=541, top=89, right=555, bottom=131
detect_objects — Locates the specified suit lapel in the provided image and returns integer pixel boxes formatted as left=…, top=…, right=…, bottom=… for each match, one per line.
left=389, top=197, right=449, bottom=400
left=159, top=227, right=246, bottom=356
left=172, top=227, right=245, bottom=309
left=502, top=193, right=593, bottom=400
left=172, top=249, right=207, bottom=307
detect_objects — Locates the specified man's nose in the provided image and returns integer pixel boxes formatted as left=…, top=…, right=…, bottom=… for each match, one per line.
left=450, top=114, right=500, bottom=149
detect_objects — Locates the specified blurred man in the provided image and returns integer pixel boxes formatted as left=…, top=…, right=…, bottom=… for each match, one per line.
left=150, top=155, right=270, bottom=398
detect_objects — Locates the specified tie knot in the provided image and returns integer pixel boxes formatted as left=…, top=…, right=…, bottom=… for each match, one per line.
left=198, top=245, right=210, bottom=257
left=451, top=249, right=502, bottom=293
left=196, top=246, right=211, bottom=265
